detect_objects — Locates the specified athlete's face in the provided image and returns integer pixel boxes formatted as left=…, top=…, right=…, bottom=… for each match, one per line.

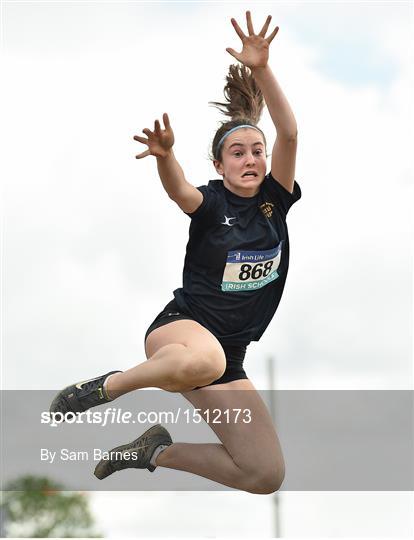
left=213, top=128, right=267, bottom=197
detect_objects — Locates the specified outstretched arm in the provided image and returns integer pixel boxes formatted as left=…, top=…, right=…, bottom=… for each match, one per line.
left=227, top=11, right=298, bottom=193
left=133, top=113, right=202, bottom=212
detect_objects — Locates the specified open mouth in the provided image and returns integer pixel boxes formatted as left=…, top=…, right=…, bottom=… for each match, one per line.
left=242, top=172, right=258, bottom=178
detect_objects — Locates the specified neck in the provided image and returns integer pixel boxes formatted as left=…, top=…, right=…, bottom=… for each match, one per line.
left=223, top=178, right=259, bottom=198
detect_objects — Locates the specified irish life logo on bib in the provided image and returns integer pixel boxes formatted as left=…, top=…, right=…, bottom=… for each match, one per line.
left=221, top=243, right=282, bottom=292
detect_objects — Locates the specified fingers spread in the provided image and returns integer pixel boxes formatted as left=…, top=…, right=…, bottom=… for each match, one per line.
left=163, top=112, right=171, bottom=129
left=231, top=17, right=245, bottom=41
left=142, top=128, right=152, bottom=137
left=226, top=47, right=240, bottom=61
left=246, top=10, right=254, bottom=36
left=154, top=119, right=162, bottom=135
left=136, top=149, right=151, bottom=159
left=134, top=135, right=149, bottom=144
left=266, top=25, right=279, bottom=44
left=259, top=15, right=272, bottom=37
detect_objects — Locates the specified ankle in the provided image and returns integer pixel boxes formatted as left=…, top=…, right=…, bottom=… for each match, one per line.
left=104, top=372, right=123, bottom=400
left=152, top=444, right=172, bottom=468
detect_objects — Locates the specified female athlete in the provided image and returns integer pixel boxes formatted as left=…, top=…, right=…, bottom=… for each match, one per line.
left=50, top=11, right=301, bottom=494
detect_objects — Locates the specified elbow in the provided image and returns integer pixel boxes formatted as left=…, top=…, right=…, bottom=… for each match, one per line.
left=277, top=130, right=298, bottom=142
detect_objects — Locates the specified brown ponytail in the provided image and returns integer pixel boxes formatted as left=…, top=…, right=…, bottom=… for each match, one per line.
left=209, top=64, right=267, bottom=161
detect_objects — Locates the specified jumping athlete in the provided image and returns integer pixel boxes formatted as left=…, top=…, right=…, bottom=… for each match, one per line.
left=50, top=11, right=301, bottom=494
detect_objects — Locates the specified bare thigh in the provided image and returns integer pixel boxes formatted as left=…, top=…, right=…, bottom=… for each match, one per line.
left=144, top=319, right=227, bottom=389
left=182, top=378, right=285, bottom=476
left=145, top=319, right=224, bottom=360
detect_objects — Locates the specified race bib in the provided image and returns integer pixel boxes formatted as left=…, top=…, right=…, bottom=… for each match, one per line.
left=221, top=243, right=282, bottom=292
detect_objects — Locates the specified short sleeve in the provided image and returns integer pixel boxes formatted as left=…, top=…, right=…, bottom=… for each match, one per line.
left=185, top=184, right=222, bottom=223
left=262, top=172, right=302, bottom=216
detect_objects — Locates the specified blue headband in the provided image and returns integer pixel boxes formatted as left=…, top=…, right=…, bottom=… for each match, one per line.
left=215, top=124, right=262, bottom=159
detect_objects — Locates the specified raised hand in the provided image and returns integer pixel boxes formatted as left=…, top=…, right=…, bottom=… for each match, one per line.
left=226, top=11, right=279, bottom=68
left=133, top=113, right=175, bottom=159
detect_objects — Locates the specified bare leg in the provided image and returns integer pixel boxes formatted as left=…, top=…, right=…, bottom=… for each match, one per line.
left=106, top=343, right=192, bottom=396
left=156, top=379, right=285, bottom=494
left=106, top=321, right=283, bottom=493
left=106, top=320, right=226, bottom=397
left=156, top=441, right=244, bottom=485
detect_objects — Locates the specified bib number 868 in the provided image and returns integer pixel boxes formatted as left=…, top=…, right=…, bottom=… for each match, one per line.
left=239, top=261, right=274, bottom=281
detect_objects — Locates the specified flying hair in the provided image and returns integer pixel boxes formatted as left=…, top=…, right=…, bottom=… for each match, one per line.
left=209, top=64, right=267, bottom=162
left=210, top=64, right=264, bottom=124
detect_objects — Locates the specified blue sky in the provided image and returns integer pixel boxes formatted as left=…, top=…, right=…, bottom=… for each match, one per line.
left=288, top=2, right=405, bottom=88
left=313, top=34, right=397, bottom=87
left=2, top=1, right=408, bottom=87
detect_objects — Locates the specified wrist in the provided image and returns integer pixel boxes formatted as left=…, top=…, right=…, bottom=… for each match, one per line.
left=156, top=148, right=174, bottom=160
left=251, top=64, right=270, bottom=77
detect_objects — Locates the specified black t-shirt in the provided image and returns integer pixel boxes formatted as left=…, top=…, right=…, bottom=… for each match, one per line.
left=173, top=172, right=301, bottom=346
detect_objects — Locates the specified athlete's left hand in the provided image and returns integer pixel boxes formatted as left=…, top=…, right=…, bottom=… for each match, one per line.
left=226, top=11, right=279, bottom=68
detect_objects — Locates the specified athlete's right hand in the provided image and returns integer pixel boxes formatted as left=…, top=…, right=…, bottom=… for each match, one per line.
left=133, top=113, right=175, bottom=159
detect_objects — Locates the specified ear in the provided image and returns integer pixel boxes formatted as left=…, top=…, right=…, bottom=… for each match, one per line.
left=213, top=159, right=224, bottom=176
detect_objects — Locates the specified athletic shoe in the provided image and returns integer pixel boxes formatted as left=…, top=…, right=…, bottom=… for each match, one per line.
left=94, top=424, right=173, bottom=479
left=49, top=371, right=122, bottom=416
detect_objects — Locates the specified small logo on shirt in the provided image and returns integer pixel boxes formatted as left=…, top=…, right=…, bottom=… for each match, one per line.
left=260, top=202, right=274, bottom=218
left=221, top=215, right=237, bottom=226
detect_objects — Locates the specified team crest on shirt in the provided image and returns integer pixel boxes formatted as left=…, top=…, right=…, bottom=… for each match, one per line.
left=259, top=202, right=274, bottom=218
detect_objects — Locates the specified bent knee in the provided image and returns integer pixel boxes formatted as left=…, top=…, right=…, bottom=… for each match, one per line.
left=244, top=463, right=285, bottom=495
left=179, top=347, right=226, bottom=386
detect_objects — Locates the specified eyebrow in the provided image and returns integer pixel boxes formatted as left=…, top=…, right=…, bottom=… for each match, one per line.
left=228, top=141, right=264, bottom=149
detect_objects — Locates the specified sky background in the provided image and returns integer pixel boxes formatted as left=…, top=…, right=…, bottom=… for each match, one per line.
left=1, top=0, right=413, bottom=537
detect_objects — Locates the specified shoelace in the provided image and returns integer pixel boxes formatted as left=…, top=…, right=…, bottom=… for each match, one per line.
left=105, top=437, right=153, bottom=473
left=121, top=434, right=153, bottom=460
left=80, top=380, right=102, bottom=394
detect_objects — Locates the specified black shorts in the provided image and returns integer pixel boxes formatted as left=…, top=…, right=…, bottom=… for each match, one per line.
left=144, top=299, right=248, bottom=387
